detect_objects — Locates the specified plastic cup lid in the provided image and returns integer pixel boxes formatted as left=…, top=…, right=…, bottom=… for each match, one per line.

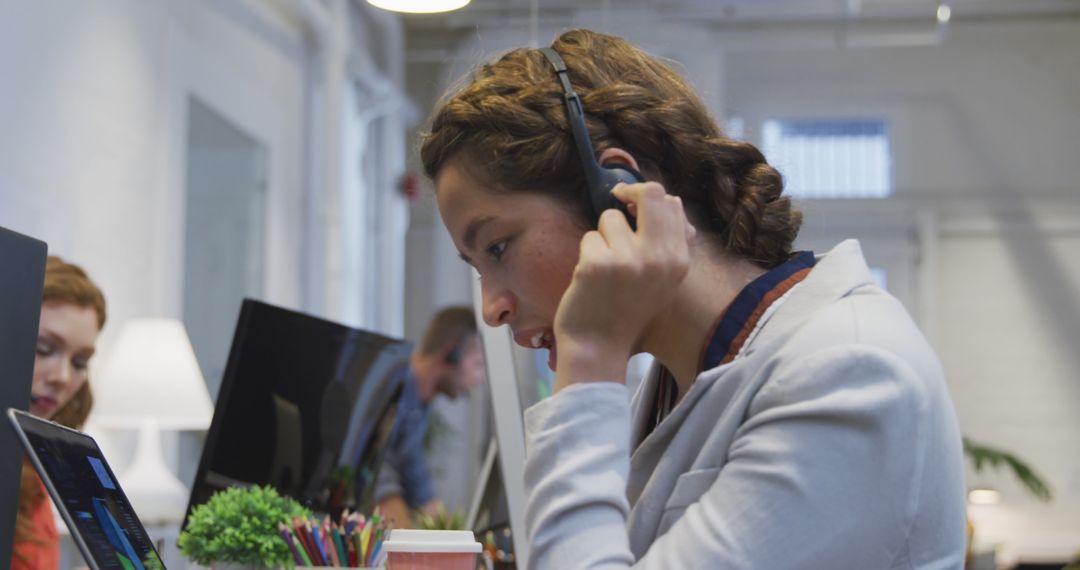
left=382, top=529, right=482, bottom=554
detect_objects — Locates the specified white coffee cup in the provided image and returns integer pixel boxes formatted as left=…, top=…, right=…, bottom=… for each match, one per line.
left=382, top=529, right=482, bottom=570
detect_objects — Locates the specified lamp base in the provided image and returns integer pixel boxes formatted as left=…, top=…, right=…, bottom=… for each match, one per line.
left=119, top=418, right=189, bottom=525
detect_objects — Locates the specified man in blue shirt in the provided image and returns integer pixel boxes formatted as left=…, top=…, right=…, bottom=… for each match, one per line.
left=374, top=306, right=486, bottom=527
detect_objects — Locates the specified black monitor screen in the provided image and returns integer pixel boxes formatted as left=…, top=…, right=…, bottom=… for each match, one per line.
left=185, top=299, right=410, bottom=523
left=0, top=226, right=47, bottom=563
left=9, top=410, right=162, bottom=570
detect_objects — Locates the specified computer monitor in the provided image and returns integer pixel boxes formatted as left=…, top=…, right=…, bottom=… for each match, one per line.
left=0, top=226, right=47, bottom=563
left=184, top=299, right=412, bottom=525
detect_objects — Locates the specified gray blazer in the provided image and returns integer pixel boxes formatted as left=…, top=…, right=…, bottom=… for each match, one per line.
left=523, top=240, right=967, bottom=569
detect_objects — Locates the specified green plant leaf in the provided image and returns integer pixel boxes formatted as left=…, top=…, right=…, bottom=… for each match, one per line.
left=415, top=505, right=466, bottom=531
left=963, top=436, right=1053, bottom=502
left=178, top=485, right=311, bottom=567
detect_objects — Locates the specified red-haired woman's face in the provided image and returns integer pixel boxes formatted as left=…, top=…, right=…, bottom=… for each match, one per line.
left=30, top=302, right=99, bottom=419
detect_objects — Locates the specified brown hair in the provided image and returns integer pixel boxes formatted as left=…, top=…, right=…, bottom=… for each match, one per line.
left=421, top=29, right=801, bottom=267
left=417, top=306, right=478, bottom=357
left=15, top=255, right=106, bottom=552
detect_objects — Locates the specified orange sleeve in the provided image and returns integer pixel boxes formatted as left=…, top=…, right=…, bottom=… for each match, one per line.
left=11, top=480, right=60, bottom=570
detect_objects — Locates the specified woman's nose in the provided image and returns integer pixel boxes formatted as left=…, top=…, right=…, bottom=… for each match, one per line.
left=481, top=281, right=516, bottom=328
left=46, top=356, right=74, bottom=386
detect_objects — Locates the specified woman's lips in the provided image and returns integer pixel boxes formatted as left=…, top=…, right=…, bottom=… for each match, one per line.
left=530, top=330, right=555, bottom=349
left=513, top=329, right=559, bottom=371
left=514, top=329, right=553, bottom=350
left=31, top=395, right=57, bottom=413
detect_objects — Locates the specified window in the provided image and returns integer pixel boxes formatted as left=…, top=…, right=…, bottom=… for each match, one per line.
left=762, top=118, right=892, bottom=199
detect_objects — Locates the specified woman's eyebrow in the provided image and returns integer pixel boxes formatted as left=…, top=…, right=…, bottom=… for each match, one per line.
left=37, top=330, right=62, bottom=345
left=463, top=216, right=496, bottom=252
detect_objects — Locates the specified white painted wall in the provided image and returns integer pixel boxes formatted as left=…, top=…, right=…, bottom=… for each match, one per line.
left=0, top=0, right=176, bottom=327
left=0, top=0, right=310, bottom=345
left=938, top=216, right=1080, bottom=561
left=163, top=0, right=308, bottom=322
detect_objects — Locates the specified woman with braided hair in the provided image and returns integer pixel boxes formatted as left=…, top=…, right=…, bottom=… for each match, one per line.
left=422, top=29, right=966, bottom=569
left=12, top=256, right=106, bottom=570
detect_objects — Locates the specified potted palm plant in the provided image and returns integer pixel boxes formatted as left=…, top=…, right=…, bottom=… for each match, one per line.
left=964, top=436, right=1052, bottom=501
left=963, top=436, right=1053, bottom=569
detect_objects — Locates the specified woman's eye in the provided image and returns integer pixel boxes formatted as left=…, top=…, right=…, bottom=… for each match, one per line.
left=36, top=344, right=53, bottom=357
left=72, top=358, right=89, bottom=371
left=486, top=240, right=507, bottom=261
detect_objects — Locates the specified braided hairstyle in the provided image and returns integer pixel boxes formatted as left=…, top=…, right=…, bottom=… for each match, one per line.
left=421, top=29, right=801, bottom=268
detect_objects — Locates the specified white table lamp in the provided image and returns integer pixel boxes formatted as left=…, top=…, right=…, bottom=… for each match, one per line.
left=93, top=318, right=214, bottom=524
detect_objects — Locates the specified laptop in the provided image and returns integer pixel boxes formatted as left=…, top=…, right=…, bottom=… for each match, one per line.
left=7, top=408, right=166, bottom=570
left=0, top=226, right=47, bottom=563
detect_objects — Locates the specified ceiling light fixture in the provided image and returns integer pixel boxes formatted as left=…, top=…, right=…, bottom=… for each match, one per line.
left=366, top=0, right=471, bottom=14
left=936, top=4, right=952, bottom=24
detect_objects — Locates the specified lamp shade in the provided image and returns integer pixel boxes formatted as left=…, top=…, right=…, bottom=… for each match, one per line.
left=93, top=318, right=213, bottom=430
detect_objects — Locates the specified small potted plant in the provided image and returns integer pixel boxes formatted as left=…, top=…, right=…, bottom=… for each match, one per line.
left=179, top=485, right=311, bottom=569
left=414, top=505, right=466, bottom=531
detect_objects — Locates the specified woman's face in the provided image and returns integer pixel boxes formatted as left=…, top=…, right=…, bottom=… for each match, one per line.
left=436, top=161, right=587, bottom=369
left=30, top=302, right=100, bottom=419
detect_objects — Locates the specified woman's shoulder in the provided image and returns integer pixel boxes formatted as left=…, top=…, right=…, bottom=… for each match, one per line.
left=731, top=291, right=951, bottom=441
left=739, top=239, right=939, bottom=384
left=785, top=286, right=941, bottom=382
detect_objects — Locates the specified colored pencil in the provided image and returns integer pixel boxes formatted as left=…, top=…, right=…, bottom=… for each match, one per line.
left=279, top=511, right=395, bottom=567
left=332, top=524, right=348, bottom=564
left=277, top=523, right=304, bottom=565
left=359, top=520, right=372, bottom=562
left=307, top=521, right=329, bottom=565
left=293, top=518, right=318, bottom=564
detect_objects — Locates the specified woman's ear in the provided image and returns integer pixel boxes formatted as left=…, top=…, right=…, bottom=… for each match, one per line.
left=598, top=148, right=642, bottom=173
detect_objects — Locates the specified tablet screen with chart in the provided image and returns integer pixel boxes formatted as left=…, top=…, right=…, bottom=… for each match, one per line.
left=8, top=409, right=163, bottom=570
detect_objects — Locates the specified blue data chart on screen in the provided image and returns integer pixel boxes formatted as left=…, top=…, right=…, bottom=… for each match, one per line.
left=27, top=432, right=162, bottom=569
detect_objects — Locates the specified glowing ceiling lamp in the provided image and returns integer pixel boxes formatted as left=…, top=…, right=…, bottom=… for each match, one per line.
left=936, top=3, right=952, bottom=24
left=366, top=0, right=471, bottom=13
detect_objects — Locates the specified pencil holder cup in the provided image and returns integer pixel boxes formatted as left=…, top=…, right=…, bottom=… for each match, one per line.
left=382, top=529, right=481, bottom=570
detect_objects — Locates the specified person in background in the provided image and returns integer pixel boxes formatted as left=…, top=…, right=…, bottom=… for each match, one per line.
left=12, top=256, right=107, bottom=570
left=375, top=305, right=486, bottom=528
left=420, top=28, right=966, bottom=569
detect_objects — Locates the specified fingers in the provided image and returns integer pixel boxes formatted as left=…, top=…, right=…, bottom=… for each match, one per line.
left=611, top=182, right=696, bottom=242
left=583, top=183, right=694, bottom=281
left=596, top=208, right=635, bottom=252
left=576, top=230, right=610, bottom=277
left=611, top=181, right=667, bottom=221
